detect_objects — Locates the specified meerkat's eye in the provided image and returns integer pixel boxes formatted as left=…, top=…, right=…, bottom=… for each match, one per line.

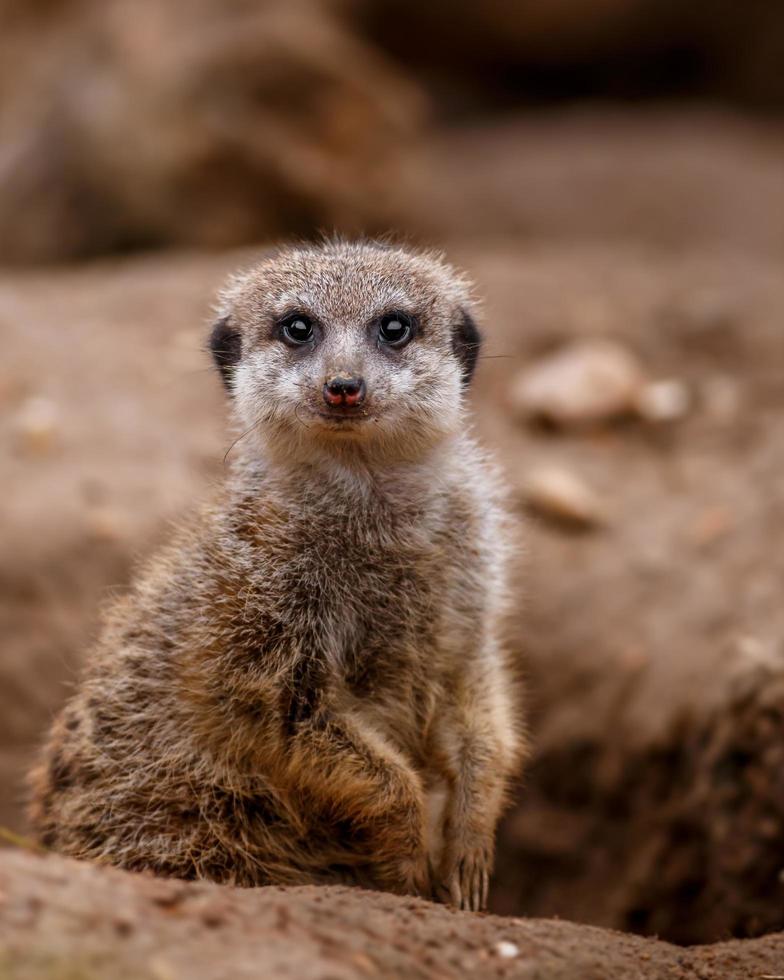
left=279, top=313, right=314, bottom=346
left=378, top=311, right=414, bottom=348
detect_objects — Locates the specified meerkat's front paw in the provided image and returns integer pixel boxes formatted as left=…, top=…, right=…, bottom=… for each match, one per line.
left=369, top=813, right=431, bottom=899
left=404, top=855, right=434, bottom=899
left=436, top=841, right=492, bottom=912
left=378, top=847, right=432, bottom=900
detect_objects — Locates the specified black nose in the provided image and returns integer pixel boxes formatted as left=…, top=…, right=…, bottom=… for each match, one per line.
left=323, top=376, right=366, bottom=407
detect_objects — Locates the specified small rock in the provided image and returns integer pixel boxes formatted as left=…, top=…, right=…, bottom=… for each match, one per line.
left=728, top=636, right=784, bottom=697
left=522, top=466, right=605, bottom=529
left=510, top=339, right=643, bottom=427
left=151, top=883, right=189, bottom=909
left=635, top=379, right=690, bottom=423
left=349, top=951, right=379, bottom=974
left=201, top=908, right=226, bottom=929
left=494, top=940, right=520, bottom=959
left=113, top=914, right=135, bottom=937
left=13, top=396, right=59, bottom=455
left=734, top=635, right=781, bottom=670
left=689, top=505, right=734, bottom=548
left=86, top=505, right=129, bottom=543
left=149, top=956, right=177, bottom=980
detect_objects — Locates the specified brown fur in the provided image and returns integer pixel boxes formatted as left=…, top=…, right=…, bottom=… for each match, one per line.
left=28, top=240, right=526, bottom=910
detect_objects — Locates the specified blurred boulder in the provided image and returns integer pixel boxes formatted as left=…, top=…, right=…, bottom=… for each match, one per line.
left=510, top=339, right=643, bottom=428
left=520, top=465, right=606, bottom=529
left=0, top=0, right=425, bottom=264
left=497, top=655, right=784, bottom=943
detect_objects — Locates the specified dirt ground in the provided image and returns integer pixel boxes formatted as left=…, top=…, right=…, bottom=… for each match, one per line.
left=2, top=850, right=783, bottom=980
left=1, top=108, right=784, bottom=964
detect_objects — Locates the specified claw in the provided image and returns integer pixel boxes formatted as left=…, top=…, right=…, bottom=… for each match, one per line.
left=438, top=845, right=492, bottom=912
left=449, top=869, right=462, bottom=908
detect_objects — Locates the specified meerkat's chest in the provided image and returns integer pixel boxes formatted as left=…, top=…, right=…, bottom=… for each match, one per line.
left=265, top=506, right=452, bottom=692
left=240, top=494, right=480, bottom=730
left=305, top=520, right=444, bottom=659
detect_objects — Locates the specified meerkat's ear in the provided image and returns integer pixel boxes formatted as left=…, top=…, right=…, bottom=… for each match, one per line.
left=209, top=316, right=242, bottom=392
left=452, top=308, right=482, bottom=386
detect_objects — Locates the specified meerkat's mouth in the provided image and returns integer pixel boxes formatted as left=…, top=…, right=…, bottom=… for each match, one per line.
left=316, top=400, right=369, bottom=417
left=313, top=406, right=375, bottom=435
left=316, top=411, right=368, bottom=425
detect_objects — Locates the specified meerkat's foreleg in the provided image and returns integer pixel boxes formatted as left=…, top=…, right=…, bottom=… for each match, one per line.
left=279, top=710, right=431, bottom=897
left=434, top=659, right=522, bottom=911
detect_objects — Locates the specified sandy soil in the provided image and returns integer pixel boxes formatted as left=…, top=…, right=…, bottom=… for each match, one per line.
left=460, top=242, right=784, bottom=940
left=1, top=850, right=783, bottom=979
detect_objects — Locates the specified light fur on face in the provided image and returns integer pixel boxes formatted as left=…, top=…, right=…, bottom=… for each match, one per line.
left=213, top=240, right=479, bottom=468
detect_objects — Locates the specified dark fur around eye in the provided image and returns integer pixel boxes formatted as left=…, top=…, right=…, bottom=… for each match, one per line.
left=210, top=316, right=242, bottom=392
left=452, top=308, right=482, bottom=386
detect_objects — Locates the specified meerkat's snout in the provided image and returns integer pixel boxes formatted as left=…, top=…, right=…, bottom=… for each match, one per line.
left=323, top=375, right=366, bottom=408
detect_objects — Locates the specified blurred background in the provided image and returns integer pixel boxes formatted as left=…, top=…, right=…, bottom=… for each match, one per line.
left=1, top=0, right=784, bottom=946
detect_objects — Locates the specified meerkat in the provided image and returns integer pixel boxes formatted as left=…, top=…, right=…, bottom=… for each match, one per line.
left=29, top=239, right=525, bottom=911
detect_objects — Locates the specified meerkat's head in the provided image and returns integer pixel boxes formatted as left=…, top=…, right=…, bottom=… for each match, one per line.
left=210, top=240, right=481, bottom=465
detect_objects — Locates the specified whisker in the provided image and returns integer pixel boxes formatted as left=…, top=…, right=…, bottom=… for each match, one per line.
left=223, top=415, right=266, bottom=466
left=293, top=403, right=313, bottom=429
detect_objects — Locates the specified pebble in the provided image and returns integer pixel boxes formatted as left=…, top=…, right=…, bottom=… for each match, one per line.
left=86, top=505, right=129, bottom=542
left=734, top=635, right=781, bottom=670
left=689, top=505, right=734, bottom=548
left=148, top=956, right=177, bottom=980
left=510, top=339, right=643, bottom=427
left=494, top=940, right=520, bottom=959
left=634, top=379, right=690, bottom=423
left=728, top=636, right=783, bottom=697
left=12, top=396, right=59, bottom=454
left=522, top=466, right=605, bottom=529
